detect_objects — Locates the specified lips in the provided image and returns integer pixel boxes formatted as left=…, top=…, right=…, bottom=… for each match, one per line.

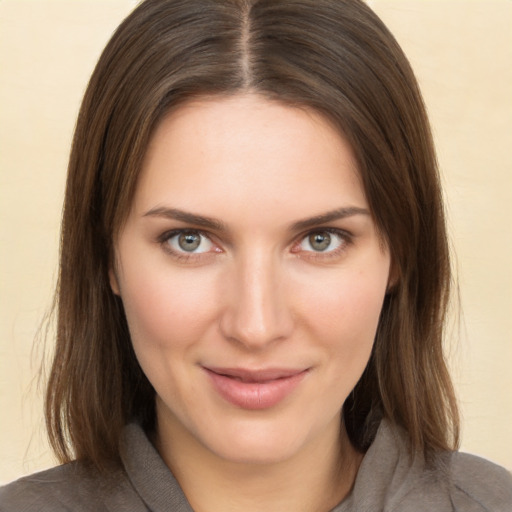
left=203, top=367, right=309, bottom=410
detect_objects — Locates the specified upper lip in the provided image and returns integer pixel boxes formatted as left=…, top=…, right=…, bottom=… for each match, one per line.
left=204, top=367, right=309, bottom=383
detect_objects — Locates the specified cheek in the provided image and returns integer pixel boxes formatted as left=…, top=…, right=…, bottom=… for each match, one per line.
left=118, top=261, right=219, bottom=354
left=118, top=264, right=222, bottom=404
left=304, top=262, right=388, bottom=336
left=298, top=256, right=389, bottom=378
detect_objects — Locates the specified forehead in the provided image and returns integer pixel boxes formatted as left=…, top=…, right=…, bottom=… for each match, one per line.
left=133, top=94, right=367, bottom=226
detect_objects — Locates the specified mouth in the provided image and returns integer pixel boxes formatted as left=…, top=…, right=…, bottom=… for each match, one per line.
left=208, top=367, right=307, bottom=382
left=203, top=366, right=309, bottom=410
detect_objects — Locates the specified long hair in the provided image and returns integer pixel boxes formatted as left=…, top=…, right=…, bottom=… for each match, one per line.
left=46, top=0, right=459, bottom=470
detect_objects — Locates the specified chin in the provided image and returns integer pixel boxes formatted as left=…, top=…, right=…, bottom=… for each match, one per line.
left=207, top=426, right=308, bottom=465
left=196, top=408, right=340, bottom=467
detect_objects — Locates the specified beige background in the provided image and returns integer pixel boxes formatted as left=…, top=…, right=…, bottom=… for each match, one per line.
left=0, top=0, right=511, bottom=484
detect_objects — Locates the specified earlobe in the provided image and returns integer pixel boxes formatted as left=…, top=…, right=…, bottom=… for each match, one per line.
left=386, top=260, right=399, bottom=294
left=109, top=267, right=120, bottom=296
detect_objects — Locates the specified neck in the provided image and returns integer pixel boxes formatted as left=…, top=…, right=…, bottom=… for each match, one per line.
left=155, top=413, right=363, bottom=512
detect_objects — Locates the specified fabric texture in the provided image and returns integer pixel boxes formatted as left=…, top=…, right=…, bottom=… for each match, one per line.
left=1, top=420, right=511, bottom=511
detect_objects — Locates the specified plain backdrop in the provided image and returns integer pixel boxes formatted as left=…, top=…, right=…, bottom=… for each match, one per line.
left=1, top=0, right=511, bottom=484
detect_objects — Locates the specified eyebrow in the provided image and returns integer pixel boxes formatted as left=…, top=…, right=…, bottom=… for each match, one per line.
left=143, top=206, right=227, bottom=231
left=143, top=205, right=369, bottom=232
left=290, top=206, right=370, bottom=231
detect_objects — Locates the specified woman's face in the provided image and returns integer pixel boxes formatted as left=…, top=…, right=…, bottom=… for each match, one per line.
left=111, top=94, right=391, bottom=466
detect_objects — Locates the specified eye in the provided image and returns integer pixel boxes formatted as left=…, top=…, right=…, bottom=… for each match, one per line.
left=298, top=230, right=346, bottom=253
left=166, top=230, right=214, bottom=254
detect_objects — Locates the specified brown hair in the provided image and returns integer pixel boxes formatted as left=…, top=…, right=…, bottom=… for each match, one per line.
left=46, top=0, right=459, bottom=470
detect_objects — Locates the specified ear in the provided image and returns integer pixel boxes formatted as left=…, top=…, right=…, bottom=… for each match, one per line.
left=386, top=259, right=399, bottom=294
left=109, top=267, right=120, bottom=296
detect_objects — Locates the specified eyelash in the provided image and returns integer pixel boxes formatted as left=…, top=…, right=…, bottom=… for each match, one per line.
left=157, top=229, right=218, bottom=262
left=292, top=228, right=352, bottom=260
left=157, top=228, right=353, bottom=262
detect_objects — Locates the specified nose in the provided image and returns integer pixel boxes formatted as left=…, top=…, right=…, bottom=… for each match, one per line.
left=219, top=250, right=294, bottom=350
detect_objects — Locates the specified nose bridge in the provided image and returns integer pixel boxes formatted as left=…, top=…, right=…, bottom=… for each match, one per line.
left=220, top=248, right=292, bottom=348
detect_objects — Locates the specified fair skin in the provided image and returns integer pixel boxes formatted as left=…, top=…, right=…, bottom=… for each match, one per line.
left=110, top=94, right=391, bottom=512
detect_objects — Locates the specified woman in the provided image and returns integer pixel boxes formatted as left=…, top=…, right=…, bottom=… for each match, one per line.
left=1, top=0, right=511, bottom=510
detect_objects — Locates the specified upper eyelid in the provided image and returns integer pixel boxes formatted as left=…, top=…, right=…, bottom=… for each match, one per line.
left=158, top=227, right=213, bottom=242
left=296, top=226, right=353, bottom=241
left=158, top=229, right=218, bottom=259
left=293, top=229, right=352, bottom=259
left=156, top=227, right=353, bottom=251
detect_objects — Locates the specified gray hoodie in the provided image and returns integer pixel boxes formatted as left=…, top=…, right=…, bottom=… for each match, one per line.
left=1, top=420, right=511, bottom=511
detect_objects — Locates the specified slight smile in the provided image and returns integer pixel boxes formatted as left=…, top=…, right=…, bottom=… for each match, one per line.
left=203, top=367, right=311, bottom=410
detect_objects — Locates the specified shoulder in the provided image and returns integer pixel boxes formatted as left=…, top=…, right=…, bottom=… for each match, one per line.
left=0, top=463, right=106, bottom=512
left=0, top=461, right=137, bottom=512
left=396, top=444, right=512, bottom=511
left=448, top=451, right=512, bottom=511
left=350, top=420, right=512, bottom=512
left=0, top=463, right=94, bottom=512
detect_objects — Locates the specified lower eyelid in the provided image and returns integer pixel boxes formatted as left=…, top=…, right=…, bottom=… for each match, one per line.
left=158, top=228, right=352, bottom=260
left=295, top=230, right=351, bottom=252
left=157, top=229, right=223, bottom=260
left=170, top=233, right=213, bottom=253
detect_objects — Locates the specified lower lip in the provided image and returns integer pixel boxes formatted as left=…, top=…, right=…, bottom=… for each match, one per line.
left=204, top=369, right=308, bottom=410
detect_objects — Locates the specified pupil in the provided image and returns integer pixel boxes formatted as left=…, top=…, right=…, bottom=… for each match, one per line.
left=310, top=232, right=331, bottom=251
left=178, top=232, right=201, bottom=251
